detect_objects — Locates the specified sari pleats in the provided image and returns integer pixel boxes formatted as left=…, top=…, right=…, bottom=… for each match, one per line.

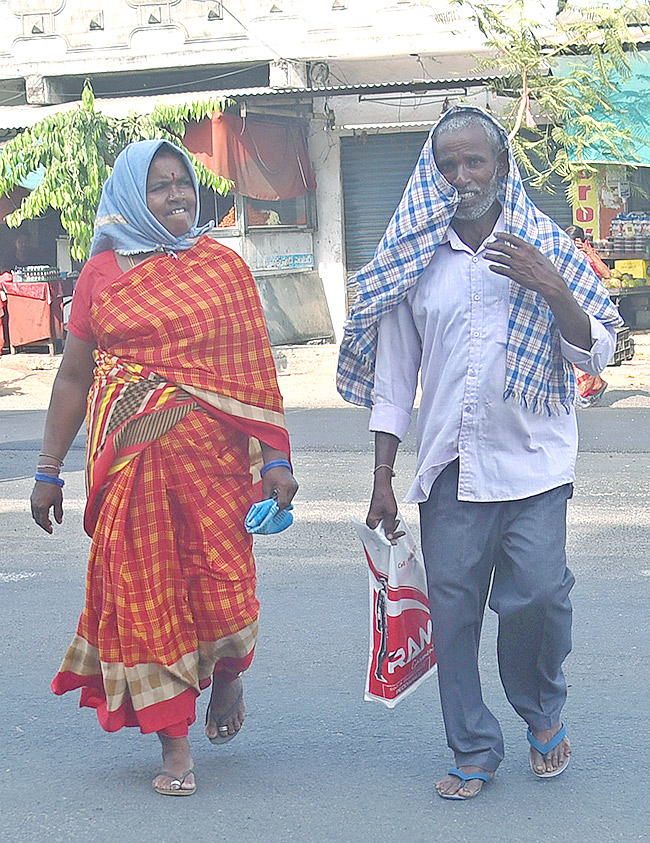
left=52, top=410, right=259, bottom=734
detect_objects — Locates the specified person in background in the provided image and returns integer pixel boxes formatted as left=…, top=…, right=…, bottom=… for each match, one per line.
left=564, top=225, right=613, bottom=407
left=30, top=140, right=298, bottom=798
left=13, top=233, right=34, bottom=266
left=2, top=231, right=36, bottom=272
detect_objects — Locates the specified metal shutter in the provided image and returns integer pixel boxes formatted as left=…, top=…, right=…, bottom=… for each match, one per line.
left=341, top=132, right=429, bottom=273
left=523, top=174, right=572, bottom=229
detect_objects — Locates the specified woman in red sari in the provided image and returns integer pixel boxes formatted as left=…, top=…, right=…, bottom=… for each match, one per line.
left=565, top=225, right=612, bottom=406
left=30, top=140, right=298, bottom=796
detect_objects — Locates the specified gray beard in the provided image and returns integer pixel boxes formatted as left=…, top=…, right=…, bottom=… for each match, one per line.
left=453, top=169, right=501, bottom=221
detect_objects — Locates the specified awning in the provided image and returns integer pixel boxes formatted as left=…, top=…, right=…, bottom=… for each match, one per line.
left=555, top=55, right=650, bottom=166
left=0, top=77, right=504, bottom=129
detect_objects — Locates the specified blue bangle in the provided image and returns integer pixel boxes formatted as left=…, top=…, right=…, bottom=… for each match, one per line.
left=35, top=472, right=64, bottom=487
left=260, top=458, right=292, bottom=478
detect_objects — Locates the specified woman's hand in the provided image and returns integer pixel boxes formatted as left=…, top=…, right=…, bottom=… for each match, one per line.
left=262, top=466, right=298, bottom=511
left=30, top=481, right=63, bottom=534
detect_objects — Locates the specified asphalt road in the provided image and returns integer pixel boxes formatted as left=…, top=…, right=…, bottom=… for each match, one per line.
left=1, top=404, right=649, bottom=842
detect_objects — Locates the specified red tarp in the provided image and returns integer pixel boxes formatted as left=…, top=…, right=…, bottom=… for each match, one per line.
left=184, top=112, right=316, bottom=201
left=0, top=273, right=64, bottom=348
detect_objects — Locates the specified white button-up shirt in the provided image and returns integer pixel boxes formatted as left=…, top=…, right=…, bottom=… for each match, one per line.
left=370, top=219, right=617, bottom=503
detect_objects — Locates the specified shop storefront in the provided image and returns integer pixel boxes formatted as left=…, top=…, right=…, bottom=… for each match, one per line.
left=0, top=191, right=72, bottom=354
left=184, top=112, right=334, bottom=345
left=572, top=164, right=650, bottom=330
left=1, top=107, right=336, bottom=352
left=557, top=54, right=650, bottom=330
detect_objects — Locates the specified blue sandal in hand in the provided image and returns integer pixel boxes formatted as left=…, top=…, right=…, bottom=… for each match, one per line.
left=527, top=724, right=571, bottom=778
left=245, top=498, right=293, bottom=535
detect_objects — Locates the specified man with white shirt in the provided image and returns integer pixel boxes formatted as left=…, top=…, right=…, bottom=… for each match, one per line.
left=337, top=107, right=622, bottom=800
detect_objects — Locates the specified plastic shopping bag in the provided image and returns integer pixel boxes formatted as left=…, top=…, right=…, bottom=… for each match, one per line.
left=352, top=517, right=437, bottom=708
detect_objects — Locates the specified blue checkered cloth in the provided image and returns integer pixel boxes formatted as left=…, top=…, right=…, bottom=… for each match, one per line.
left=336, top=106, right=623, bottom=415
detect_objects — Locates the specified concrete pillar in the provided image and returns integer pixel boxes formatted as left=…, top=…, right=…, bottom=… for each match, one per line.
left=25, top=74, right=63, bottom=104
left=269, top=59, right=309, bottom=89
left=309, top=115, right=347, bottom=344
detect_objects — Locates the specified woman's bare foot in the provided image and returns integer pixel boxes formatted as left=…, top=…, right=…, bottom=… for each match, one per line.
left=435, top=766, right=493, bottom=799
left=152, top=734, right=195, bottom=794
left=529, top=724, right=571, bottom=775
left=205, top=675, right=245, bottom=741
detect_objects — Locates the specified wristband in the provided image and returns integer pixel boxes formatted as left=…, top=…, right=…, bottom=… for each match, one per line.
left=260, top=458, right=292, bottom=478
left=35, top=472, right=64, bottom=487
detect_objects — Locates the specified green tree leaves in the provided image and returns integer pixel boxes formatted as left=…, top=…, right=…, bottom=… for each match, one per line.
left=448, top=1, right=650, bottom=192
left=0, top=80, right=232, bottom=260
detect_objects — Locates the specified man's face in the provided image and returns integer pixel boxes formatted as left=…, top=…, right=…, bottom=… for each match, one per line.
left=433, top=124, right=506, bottom=221
left=146, top=150, right=197, bottom=237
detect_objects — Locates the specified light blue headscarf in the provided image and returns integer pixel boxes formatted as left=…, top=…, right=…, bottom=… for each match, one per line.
left=90, top=139, right=214, bottom=257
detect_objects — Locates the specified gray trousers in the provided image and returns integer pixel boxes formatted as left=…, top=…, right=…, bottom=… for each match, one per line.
left=419, top=460, right=575, bottom=772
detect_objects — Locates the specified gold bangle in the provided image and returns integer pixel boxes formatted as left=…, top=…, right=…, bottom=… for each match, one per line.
left=373, top=464, right=395, bottom=477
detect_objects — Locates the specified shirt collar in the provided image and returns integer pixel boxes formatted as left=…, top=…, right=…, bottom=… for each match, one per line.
left=445, top=210, right=505, bottom=255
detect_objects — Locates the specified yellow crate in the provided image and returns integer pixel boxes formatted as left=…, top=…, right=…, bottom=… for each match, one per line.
left=614, top=259, right=647, bottom=278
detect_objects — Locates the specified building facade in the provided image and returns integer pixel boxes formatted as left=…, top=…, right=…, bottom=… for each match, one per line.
left=0, top=1, right=566, bottom=343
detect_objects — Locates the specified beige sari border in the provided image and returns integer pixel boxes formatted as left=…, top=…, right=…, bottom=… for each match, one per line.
left=57, top=623, right=258, bottom=712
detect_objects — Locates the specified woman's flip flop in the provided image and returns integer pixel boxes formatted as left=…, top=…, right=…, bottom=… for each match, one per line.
left=205, top=683, right=244, bottom=745
left=153, top=769, right=196, bottom=796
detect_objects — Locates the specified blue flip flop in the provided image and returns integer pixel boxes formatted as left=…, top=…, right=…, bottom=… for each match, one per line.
left=437, top=767, right=493, bottom=800
left=527, top=724, right=571, bottom=778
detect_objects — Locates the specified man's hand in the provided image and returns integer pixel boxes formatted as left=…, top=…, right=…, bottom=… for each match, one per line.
left=484, top=232, right=593, bottom=351
left=366, top=475, right=405, bottom=545
left=484, top=232, right=566, bottom=298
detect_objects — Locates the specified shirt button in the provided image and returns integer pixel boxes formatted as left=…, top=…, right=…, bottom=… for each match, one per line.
left=469, top=369, right=476, bottom=376
left=473, top=331, right=480, bottom=337
left=474, top=295, right=480, bottom=301
left=465, top=406, right=472, bottom=413
left=472, top=257, right=478, bottom=263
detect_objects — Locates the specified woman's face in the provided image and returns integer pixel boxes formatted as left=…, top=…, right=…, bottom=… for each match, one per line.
left=146, top=149, right=197, bottom=237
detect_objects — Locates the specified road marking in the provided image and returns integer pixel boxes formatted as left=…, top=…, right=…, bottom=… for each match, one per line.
left=0, top=570, right=42, bottom=582
left=0, top=499, right=85, bottom=512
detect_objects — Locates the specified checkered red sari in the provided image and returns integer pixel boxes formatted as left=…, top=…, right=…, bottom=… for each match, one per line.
left=52, top=238, right=289, bottom=735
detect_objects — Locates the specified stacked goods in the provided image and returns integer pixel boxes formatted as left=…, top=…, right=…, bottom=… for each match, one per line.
left=609, top=213, right=650, bottom=255
left=611, top=258, right=648, bottom=287
left=12, top=266, right=60, bottom=283
left=610, top=326, right=635, bottom=366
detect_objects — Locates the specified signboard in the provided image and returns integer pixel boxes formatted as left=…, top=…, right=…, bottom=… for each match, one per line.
left=572, top=172, right=600, bottom=240
left=260, top=253, right=314, bottom=271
